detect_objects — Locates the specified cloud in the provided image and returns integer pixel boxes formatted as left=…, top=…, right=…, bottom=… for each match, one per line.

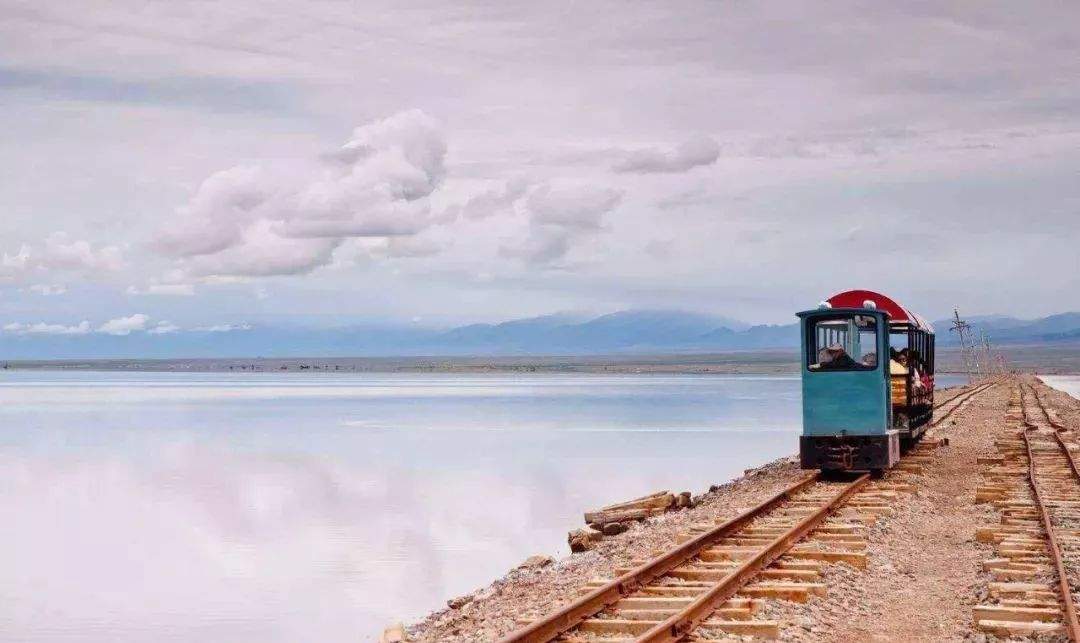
left=147, top=321, right=181, bottom=335
left=6, top=3, right=1080, bottom=325
left=654, top=187, right=715, bottom=211
left=526, top=184, right=622, bottom=230
left=183, top=220, right=342, bottom=277
left=500, top=228, right=573, bottom=264
left=2, top=321, right=91, bottom=336
left=612, top=136, right=720, bottom=174
left=501, top=184, right=623, bottom=264
left=1, top=233, right=124, bottom=282
left=191, top=323, right=253, bottom=332
left=448, top=177, right=529, bottom=221
left=1, top=316, right=254, bottom=337
left=97, top=314, right=151, bottom=336
left=155, top=110, right=447, bottom=279
left=40, top=233, right=125, bottom=272
left=26, top=284, right=67, bottom=296
left=127, top=283, right=196, bottom=296
left=374, top=235, right=444, bottom=259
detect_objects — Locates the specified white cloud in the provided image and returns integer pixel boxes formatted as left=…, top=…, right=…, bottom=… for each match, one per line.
left=26, top=284, right=67, bottom=296
left=2, top=321, right=91, bottom=336
left=127, top=284, right=196, bottom=296
left=155, top=110, right=447, bottom=279
left=612, top=136, right=720, bottom=174
left=192, top=323, right=253, bottom=333
left=1, top=233, right=124, bottom=283
left=526, top=185, right=622, bottom=230
left=40, top=233, right=125, bottom=272
left=1, top=316, right=254, bottom=337
left=376, top=235, right=443, bottom=259
left=147, top=321, right=181, bottom=335
left=97, top=314, right=151, bottom=336
left=183, top=220, right=342, bottom=277
left=500, top=229, right=572, bottom=264
left=501, top=183, right=623, bottom=264
left=446, top=177, right=529, bottom=221
left=2, top=246, right=32, bottom=271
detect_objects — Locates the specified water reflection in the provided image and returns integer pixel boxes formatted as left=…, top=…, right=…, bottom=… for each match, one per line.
left=0, top=372, right=956, bottom=641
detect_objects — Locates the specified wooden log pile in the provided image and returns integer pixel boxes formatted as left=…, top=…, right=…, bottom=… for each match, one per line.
left=568, top=490, right=693, bottom=552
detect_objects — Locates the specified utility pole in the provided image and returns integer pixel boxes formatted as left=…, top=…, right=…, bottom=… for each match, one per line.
left=950, top=308, right=977, bottom=383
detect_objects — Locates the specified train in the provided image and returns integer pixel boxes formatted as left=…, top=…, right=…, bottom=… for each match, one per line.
left=798, top=289, right=936, bottom=472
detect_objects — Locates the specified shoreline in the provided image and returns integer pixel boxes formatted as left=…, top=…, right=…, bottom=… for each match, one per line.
left=7, top=343, right=1080, bottom=375
left=3, top=353, right=1069, bottom=375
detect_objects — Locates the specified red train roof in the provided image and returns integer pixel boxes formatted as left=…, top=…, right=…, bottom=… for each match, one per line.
left=826, top=289, right=934, bottom=333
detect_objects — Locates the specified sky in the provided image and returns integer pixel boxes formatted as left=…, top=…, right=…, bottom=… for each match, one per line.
left=1, top=1, right=1079, bottom=339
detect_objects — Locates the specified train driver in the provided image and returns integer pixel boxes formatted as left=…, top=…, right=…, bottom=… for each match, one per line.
left=814, top=344, right=857, bottom=370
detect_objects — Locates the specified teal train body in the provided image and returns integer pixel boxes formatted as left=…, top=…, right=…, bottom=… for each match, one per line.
left=798, top=308, right=890, bottom=436
left=797, top=290, right=936, bottom=472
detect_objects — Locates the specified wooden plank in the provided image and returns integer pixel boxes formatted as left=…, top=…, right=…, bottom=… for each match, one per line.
left=738, top=582, right=826, bottom=601
left=787, top=549, right=867, bottom=568
left=977, top=619, right=1064, bottom=635
left=999, top=599, right=1063, bottom=609
left=973, top=605, right=1060, bottom=622
left=584, top=506, right=667, bottom=525
left=615, top=597, right=693, bottom=610
left=579, top=619, right=659, bottom=635
left=698, top=619, right=780, bottom=638
left=585, top=493, right=675, bottom=523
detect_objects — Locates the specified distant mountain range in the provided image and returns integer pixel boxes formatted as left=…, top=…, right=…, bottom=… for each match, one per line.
left=939, top=313, right=1080, bottom=345
left=5, top=309, right=1080, bottom=360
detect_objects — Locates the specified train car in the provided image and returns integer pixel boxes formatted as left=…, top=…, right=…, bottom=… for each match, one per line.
left=797, top=289, right=935, bottom=472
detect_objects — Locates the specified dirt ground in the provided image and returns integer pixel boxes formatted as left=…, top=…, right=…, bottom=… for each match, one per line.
left=816, top=382, right=1010, bottom=642
left=406, top=377, right=1075, bottom=642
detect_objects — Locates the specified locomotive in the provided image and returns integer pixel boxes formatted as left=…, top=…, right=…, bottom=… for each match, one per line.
left=798, top=289, right=935, bottom=472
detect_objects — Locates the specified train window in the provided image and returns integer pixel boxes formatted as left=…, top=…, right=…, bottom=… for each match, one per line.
left=807, top=315, right=879, bottom=372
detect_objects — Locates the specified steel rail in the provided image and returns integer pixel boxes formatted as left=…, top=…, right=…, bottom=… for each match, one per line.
left=1038, top=392, right=1080, bottom=482
left=1018, top=385, right=1080, bottom=642
left=636, top=473, right=870, bottom=643
left=1026, top=383, right=1080, bottom=476
left=933, top=382, right=990, bottom=410
left=930, top=381, right=996, bottom=427
left=497, top=472, right=821, bottom=643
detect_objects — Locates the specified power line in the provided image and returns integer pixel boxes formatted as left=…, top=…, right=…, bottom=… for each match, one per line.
left=950, top=308, right=977, bottom=383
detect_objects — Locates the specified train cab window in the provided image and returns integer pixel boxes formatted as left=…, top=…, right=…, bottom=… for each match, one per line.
left=807, top=315, right=879, bottom=371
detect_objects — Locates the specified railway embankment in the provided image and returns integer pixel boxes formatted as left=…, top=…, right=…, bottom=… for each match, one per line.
left=406, top=377, right=1077, bottom=642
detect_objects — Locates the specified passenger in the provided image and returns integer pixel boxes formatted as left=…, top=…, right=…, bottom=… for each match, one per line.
left=861, top=352, right=878, bottom=368
left=899, top=349, right=926, bottom=392
left=889, top=348, right=906, bottom=375
left=910, top=350, right=929, bottom=392
left=819, top=344, right=856, bottom=370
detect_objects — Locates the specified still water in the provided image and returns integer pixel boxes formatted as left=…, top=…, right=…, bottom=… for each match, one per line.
left=0, top=371, right=966, bottom=642
left=1041, top=376, right=1080, bottom=398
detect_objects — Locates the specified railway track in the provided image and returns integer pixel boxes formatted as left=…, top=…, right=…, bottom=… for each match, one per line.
left=501, top=382, right=998, bottom=642
left=973, top=382, right=1080, bottom=639
left=931, top=380, right=998, bottom=426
